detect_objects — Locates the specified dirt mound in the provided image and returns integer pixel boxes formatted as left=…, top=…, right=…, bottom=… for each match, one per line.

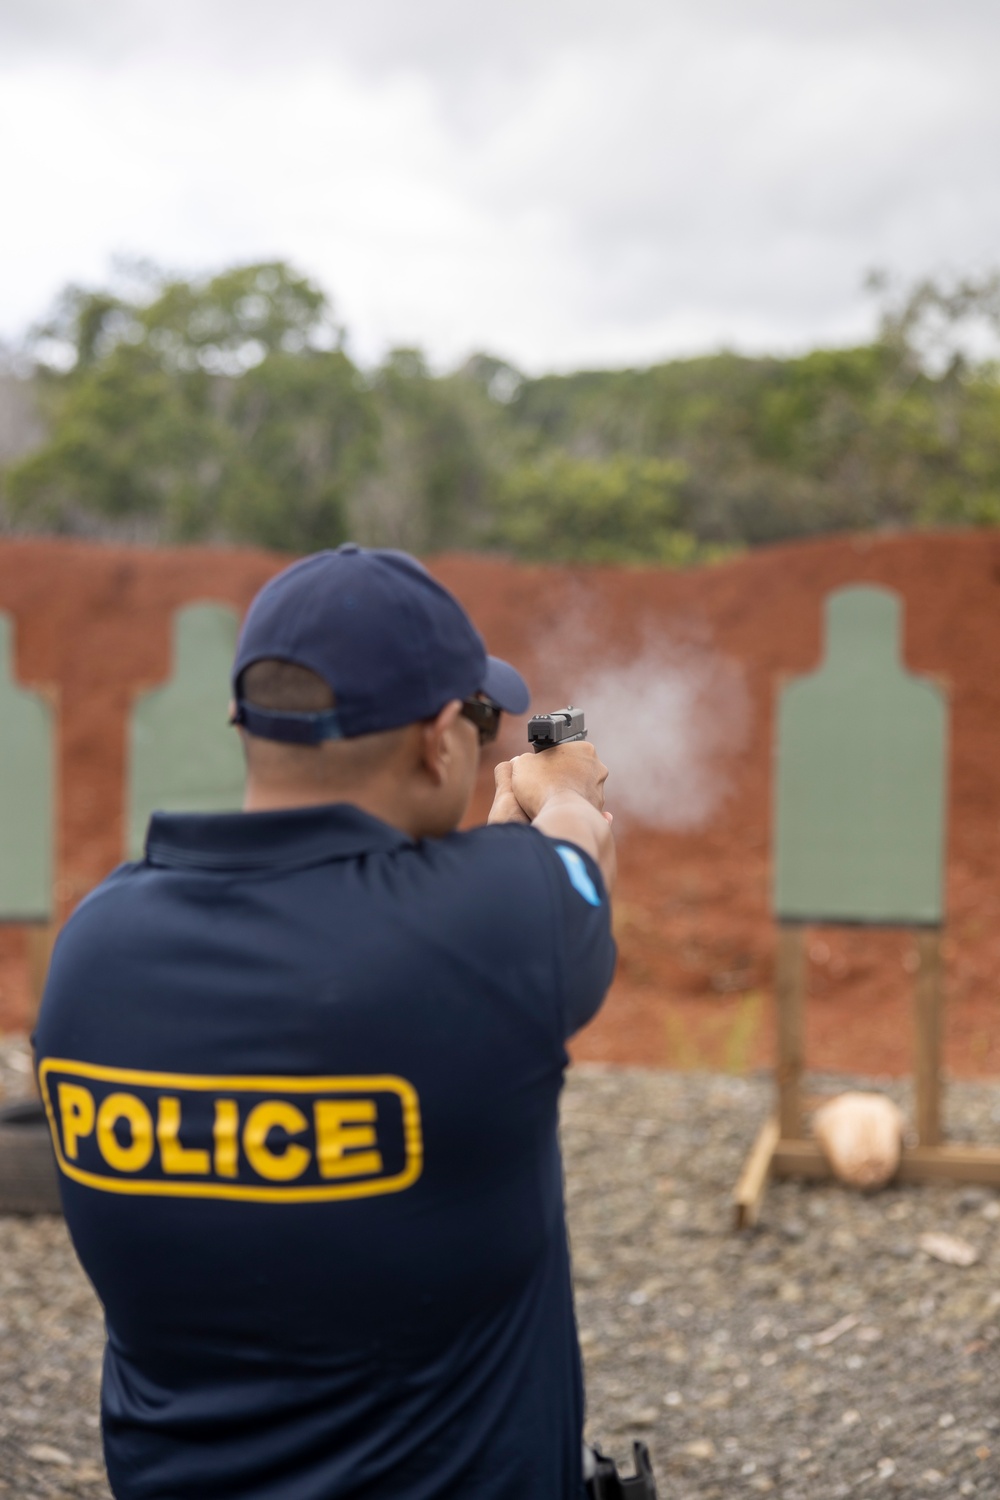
left=1, top=531, right=998, bottom=1080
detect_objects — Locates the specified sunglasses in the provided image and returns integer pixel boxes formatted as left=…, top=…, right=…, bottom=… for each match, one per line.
left=460, top=697, right=502, bottom=746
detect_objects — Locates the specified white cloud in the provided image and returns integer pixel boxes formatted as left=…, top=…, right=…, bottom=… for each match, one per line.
left=2, top=1, right=1000, bottom=370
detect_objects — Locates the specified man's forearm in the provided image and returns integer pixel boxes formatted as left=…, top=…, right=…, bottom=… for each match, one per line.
left=532, top=792, right=616, bottom=895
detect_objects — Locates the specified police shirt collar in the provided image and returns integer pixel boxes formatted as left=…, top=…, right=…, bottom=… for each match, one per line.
left=144, top=804, right=412, bottom=871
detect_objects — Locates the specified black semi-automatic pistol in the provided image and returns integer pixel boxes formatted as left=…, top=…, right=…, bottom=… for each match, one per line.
left=527, top=706, right=587, bottom=753
left=584, top=1441, right=659, bottom=1498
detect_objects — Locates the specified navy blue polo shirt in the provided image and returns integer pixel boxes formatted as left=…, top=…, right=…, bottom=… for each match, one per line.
left=34, top=805, right=616, bottom=1500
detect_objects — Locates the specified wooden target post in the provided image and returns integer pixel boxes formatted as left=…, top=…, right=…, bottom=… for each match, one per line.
left=734, top=586, right=1000, bottom=1228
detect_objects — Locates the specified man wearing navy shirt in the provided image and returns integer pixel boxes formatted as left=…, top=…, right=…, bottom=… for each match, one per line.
left=35, top=545, right=616, bottom=1500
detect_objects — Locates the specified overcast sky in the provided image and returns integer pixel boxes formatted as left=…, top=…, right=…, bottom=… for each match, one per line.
left=2, top=0, right=999, bottom=372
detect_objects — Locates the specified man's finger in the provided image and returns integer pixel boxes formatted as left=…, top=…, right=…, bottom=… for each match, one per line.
left=494, top=760, right=515, bottom=792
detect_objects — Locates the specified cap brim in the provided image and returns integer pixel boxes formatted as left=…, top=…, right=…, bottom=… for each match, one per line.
left=482, top=655, right=530, bottom=715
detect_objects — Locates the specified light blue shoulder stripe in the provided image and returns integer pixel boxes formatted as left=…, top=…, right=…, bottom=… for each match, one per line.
left=554, top=844, right=602, bottom=907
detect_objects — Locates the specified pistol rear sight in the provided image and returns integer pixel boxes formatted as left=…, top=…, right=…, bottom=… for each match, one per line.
left=527, top=706, right=587, bottom=753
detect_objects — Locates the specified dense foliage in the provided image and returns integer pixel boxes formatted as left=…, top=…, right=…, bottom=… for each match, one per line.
left=3, top=263, right=1000, bottom=562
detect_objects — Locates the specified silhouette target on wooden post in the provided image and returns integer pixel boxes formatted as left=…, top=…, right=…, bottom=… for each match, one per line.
left=128, top=603, right=244, bottom=859
left=0, top=612, right=54, bottom=923
left=0, top=611, right=62, bottom=1214
left=734, top=585, right=1000, bottom=1228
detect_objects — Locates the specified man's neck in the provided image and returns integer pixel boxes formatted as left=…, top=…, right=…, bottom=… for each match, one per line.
left=243, top=779, right=425, bottom=839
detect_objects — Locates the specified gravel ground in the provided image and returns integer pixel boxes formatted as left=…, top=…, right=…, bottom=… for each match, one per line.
left=2, top=1035, right=1000, bottom=1497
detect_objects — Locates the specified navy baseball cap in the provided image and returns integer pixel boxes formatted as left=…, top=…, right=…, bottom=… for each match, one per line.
left=232, top=544, right=530, bottom=745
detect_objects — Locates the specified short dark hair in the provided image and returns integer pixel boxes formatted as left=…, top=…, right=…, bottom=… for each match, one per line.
left=238, top=660, right=334, bottom=714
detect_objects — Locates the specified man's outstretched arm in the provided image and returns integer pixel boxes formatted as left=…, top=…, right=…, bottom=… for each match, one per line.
left=488, top=743, right=615, bottom=896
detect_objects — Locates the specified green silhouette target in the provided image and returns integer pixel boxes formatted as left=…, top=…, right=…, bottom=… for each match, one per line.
left=128, top=603, right=244, bottom=858
left=0, top=613, right=53, bottom=920
left=773, top=585, right=947, bottom=925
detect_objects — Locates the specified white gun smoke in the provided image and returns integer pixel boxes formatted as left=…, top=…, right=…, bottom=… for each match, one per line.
left=530, top=618, right=751, bottom=832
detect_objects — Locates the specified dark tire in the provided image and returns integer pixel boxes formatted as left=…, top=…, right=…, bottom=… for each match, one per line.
left=0, top=1099, right=62, bottom=1215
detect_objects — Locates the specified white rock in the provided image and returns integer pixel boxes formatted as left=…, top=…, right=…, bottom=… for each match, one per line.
left=681, top=1439, right=715, bottom=1459
left=813, top=1092, right=904, bottom=1189
left=919, top=1232, right=978, bottom=1267
left=27, top=1444, right=72, bottom=1465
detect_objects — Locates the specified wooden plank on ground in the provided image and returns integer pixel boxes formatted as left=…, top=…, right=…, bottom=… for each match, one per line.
left=772, top=1138, right=832, bottom=1179
left=898, top=1145, right=1000, bottom=1186
left=772, top=1138, right=1000, bottom=1187
left=732, top=1117, right=780, bottom=1230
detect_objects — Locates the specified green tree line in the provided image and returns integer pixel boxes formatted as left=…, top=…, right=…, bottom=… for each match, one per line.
left=2, top=261, right=999, bottom=562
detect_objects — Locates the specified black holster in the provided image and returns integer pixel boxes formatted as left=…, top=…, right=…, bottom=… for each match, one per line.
left=583, top=1441, right=658, bottom=1499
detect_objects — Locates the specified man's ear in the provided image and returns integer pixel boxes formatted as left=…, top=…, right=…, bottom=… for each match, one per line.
left=419, top=700, right=463, bottom=785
